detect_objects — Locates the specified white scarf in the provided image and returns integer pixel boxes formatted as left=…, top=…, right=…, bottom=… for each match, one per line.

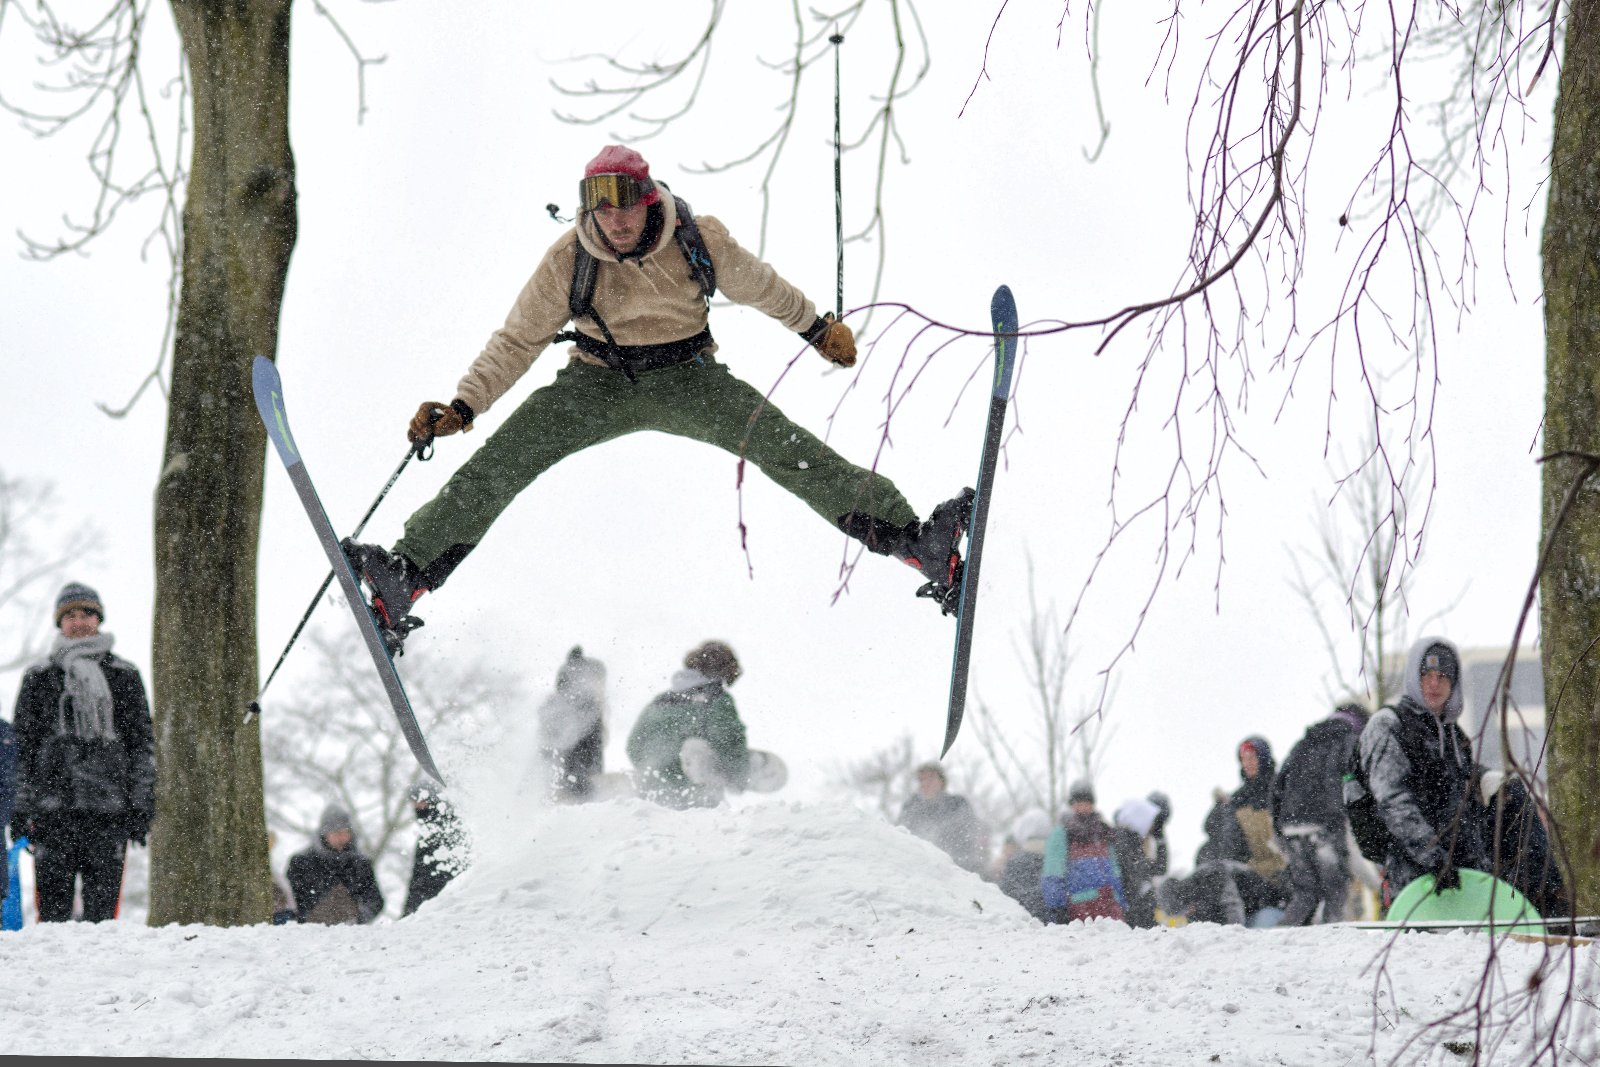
left=48, top=632, right=118, bottom=741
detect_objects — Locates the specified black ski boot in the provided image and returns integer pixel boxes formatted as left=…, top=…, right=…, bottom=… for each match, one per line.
left=341, top=539, right=428, bottom=655
left=901, top=488, right=975, bottom=614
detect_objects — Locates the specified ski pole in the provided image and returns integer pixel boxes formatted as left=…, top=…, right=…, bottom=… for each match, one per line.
left=831, top=28, right=845, bottom=319
left=246, top=434, right=432, bottom=720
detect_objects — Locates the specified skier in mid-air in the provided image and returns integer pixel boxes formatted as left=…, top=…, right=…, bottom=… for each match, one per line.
left=344, top=145, right=972, bottom=650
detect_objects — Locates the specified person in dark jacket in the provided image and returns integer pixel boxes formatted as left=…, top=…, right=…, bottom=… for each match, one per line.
left=998, top=809, right=1053, bottom=922
left=402, top=784, right=465, bottom=916
left=1112, top=794, right=1167, bottom=928
left=9, top=584, right=156, bottom=922
left=537, top=646, right=608, bottom=801
left=1359, top=636, right=1489, bottom=901
left=897, top=762, right=986, bottom=874
left=628, top=641, right=751, bottom=809
left=287, top=805, right=386, bottom=925
left=1477, top=773, right=1567, bottom=918
left=1221, top=736, right=1289, bottom=923
left=0, top=715, right=14, bottom=906
left=1272, top=702, right=1369, bottom=924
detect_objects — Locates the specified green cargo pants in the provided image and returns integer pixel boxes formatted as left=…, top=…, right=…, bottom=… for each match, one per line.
left=395, top=354, right=919, bottom=584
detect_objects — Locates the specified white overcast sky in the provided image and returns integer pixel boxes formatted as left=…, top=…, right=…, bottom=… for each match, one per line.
left=0, top=2, right=1553, bottom=863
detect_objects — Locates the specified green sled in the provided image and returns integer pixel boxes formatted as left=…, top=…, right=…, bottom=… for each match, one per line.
left=1387, top=868, right=1544, bottom=934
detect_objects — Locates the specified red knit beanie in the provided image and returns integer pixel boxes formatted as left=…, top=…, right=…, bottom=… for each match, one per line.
left=583, top=145, right=660, bottom=206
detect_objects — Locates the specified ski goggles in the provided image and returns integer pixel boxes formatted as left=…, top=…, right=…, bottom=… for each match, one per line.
left=579, top=172, right=656, bottom=213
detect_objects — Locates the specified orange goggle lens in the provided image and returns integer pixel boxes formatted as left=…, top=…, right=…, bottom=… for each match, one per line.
left=579, top=173, right=651, bottom=212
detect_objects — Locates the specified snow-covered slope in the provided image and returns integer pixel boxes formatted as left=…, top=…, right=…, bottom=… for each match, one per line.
left=1, top=799, right=1594, bottom=1064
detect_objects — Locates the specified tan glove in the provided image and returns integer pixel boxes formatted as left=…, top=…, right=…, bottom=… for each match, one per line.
left=806, top=313, right=857, bottom=368
left=408, top=399, right=475, bottom=444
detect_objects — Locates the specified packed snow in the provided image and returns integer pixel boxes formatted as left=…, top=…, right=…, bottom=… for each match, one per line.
left=1, top=796, right=1594, bottom=1064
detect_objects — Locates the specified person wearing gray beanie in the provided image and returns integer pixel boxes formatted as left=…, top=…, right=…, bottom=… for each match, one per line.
left=11, top=581, right=156, bottom=923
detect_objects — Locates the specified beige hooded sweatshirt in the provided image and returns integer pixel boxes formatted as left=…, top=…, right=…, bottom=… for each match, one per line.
left=454, top=192, right=819, bottom=417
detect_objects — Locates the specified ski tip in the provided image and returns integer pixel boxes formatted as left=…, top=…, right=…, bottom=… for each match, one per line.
left=990, top=284, right=1016, bottom=323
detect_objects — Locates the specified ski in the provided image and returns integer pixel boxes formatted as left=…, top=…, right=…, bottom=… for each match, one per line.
left=941, top=285, right=1019, bottom=757
left=251, top=357, right=446, bottom=784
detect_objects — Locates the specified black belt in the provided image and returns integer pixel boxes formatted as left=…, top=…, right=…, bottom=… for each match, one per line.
left=555, top=328, right=714, bottom=382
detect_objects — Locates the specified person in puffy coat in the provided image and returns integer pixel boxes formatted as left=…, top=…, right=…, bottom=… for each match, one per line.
left=10, top=584, right=155, bottom=923
left=287, top=806, right=386, bottom=925
left=1042, top=781, right=1126, bottom=924
left=628, top=641, right=751, bottom=809
left=1359, top=637, right=1488, bottom=901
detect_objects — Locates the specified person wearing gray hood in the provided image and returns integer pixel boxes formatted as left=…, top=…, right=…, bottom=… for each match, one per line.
left=1357, top=636, right=1488, bottom=901
left=287, top=805, right=386, bottom=925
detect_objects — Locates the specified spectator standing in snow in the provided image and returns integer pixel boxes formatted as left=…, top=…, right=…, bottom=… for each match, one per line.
left=537, top=645, right=609, bottom=801
left=287, top=805, right=385, bottom=925
left=9, top=584, right=156, bottom=922
left=0, top=713, right=14, bottom=908
left=403, top=783, right=465, bottom=916
left=998, top=809, right=1053, bottom=922
left=1111, top=795, right=1165, bottom=928
left=628, top=641, right=752, bottom=809
left=1272, top=702, right=1369, bottom=925
left=896, top=762, right=986, bottom=874
left=1042, top=781, right=1126, bottom=924
left=1358, top=637, right=1489, bottom=903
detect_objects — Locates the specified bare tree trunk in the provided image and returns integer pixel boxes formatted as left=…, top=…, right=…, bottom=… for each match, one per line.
left=1540, top=0, right=1600, bottom=918
left=148, top=0, right=296, bottom=926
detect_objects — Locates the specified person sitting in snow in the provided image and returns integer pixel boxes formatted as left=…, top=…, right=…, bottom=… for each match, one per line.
left=287, top=806, right=386, bottom=925
left=896, top=762, right=986, bottom=874
left=998, top=809, right=1053, bottom=922
left=1041, top=781, right=1126, bottom=924
left=1110, top=794, right=1168, bottom=929
left=340, top=144, right=975, bottom=656
left=536, top=645, right=609, bottom=802
left=627, top=641, right=752, bottom=809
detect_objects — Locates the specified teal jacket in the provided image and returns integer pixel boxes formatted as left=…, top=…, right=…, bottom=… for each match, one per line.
left=626, top=669, right=749, bottom=807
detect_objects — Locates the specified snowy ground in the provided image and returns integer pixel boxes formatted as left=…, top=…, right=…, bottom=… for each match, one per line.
left=0, top=800, right=1595, bottom=1065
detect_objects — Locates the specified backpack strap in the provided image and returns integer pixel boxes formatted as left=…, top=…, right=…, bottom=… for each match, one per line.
left=671, top=194, right=716, bottom=301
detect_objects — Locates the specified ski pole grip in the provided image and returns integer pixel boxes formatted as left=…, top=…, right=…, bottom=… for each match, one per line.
left=411, top=406, right=445, bottom=460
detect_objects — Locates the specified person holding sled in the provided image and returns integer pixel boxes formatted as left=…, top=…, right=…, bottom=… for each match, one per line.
left=627, top=641, right=752, bottom=809
left=342, top=145, right=973, bottom=653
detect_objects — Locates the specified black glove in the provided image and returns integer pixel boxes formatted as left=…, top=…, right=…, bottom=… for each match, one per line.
left=125, top=812, right=152, bottom=846
left=1433, top=863, right=1461, bottom=893
left=8, top=813, right=31, bottom=844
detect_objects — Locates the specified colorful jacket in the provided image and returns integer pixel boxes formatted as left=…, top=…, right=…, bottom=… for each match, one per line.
left=1042, top=812, right=1127, bottom=923
left=455, top=192, right=819, bottom=416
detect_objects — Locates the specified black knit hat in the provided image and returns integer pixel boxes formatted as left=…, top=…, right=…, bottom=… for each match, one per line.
left=1420, top=642, right=1460, bottom=687
left=1068, top=779, right=1096, bottom=805
left=54, top=582, right=104, bottom=628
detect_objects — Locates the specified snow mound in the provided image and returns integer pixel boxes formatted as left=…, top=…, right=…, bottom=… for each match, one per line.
left=412, top=797, right=1031, bottom=940
left=0, top=797, right=1595, bottom=1064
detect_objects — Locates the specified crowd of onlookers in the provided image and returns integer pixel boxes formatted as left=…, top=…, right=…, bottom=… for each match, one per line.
left=0, top=582, right=1572, bottom=929
left=898, top=635, right=1569, bottom=929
